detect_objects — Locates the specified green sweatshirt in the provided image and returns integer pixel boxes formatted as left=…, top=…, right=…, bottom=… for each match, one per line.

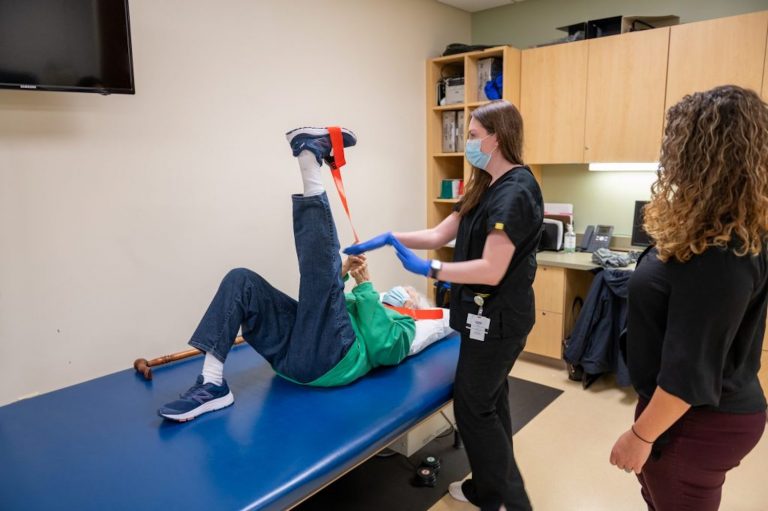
left=301, top=281, right=416, bottom=387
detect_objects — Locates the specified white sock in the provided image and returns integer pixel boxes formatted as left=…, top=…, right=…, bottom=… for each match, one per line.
left=201, top=352, right=224, bottom=385
left=297, top=150, right=324, bottom=197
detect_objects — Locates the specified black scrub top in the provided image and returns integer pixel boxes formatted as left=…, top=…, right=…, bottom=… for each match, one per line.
left=449, top=166, right=544, bottom=340
left=627, top=245, right=768, bottom=413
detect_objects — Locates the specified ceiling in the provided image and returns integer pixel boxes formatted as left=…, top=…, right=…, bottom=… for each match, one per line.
left=436, top=0, right=529, bottom=13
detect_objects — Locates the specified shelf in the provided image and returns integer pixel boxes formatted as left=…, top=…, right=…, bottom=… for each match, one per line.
left=433, top=152, right=464, bottom=157
left=433, top=104, right=465, bottom=111
left=467, top=101, right=492, bottom=108
left=434, top=198, right=460, bottom=204
left=431, top=53, right=466, bottom=65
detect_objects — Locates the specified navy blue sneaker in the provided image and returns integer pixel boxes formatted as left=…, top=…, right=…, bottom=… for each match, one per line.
left=157, top=375, right=234, bottom=422
left=285, top=127, right=357, bottom=166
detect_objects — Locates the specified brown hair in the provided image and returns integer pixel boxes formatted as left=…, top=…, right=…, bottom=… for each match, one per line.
left=458, top=100, right=524, bottom=215
left=644, top=85, right=768, bottom=262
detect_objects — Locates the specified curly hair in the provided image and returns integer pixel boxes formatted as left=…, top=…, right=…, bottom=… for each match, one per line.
left=644, top=85, right=768, bottom=262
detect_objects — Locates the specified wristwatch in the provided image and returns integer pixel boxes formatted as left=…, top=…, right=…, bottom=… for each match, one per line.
left=429, top=259, right=443, bottom=279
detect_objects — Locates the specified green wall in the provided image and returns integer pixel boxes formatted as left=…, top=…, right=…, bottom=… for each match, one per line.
left=472, top=0, right=768, bottom=48
left=472, top=0, right=767, bottom=236
left=541, top=165, right=657, bottom=237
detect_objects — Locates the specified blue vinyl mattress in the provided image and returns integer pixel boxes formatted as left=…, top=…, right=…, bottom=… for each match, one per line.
left=0, top=333, right=460, bottom=511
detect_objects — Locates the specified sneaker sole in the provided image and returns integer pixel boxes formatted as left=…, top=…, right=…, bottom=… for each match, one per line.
left=448, top=481, right=469, bottom=502
left=158, top=391, right=235, bottom=422
left=285, top=126, right=357, bottom=145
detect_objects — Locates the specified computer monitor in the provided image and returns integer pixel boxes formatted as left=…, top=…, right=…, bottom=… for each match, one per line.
left=631, top=200, right=651, bottom=247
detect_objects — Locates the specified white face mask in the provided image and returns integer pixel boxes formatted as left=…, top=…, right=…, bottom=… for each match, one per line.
left=465, top=134, right=495, bottom=169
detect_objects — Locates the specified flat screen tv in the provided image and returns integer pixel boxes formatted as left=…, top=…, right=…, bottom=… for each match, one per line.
left=0, top=0, right=134, bottom=94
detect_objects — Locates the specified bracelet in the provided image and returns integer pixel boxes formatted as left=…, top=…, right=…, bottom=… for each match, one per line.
left=631, top=425, right=654, bottom=444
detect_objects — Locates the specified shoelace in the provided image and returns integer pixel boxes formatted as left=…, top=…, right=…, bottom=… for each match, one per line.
left=179, top=384, right=214, bottom=404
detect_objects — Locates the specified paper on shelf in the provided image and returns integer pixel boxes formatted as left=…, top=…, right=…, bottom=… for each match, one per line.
left=544, top=203, right=573, bottom=215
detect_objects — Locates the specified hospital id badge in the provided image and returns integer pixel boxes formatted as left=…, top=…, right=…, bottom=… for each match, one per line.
left=466, top=313, right=490, bottom=341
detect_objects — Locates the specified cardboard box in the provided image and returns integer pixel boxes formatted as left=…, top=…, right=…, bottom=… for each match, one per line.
left=389, top=404, right=456, bottom=457
left=621, top=15, right=679, bottom=33
left=477, top=57, right=502, bottom=101
left=442, top=111, right=456, bottom=153
left=444, top=76, right=464, bottom=105
left=456, top=110, right=465, bottom=152
left=557, top=14, right=679, bottom=39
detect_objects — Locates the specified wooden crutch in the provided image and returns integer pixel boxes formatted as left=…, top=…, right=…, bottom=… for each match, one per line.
left=133, top=336, right=246, bottom=380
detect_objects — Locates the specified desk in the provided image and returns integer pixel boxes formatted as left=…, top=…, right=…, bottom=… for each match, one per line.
left=526, top=252, right=634, bottom=359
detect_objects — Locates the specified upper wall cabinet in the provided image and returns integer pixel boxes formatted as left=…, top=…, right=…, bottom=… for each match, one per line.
left=521, top=41, right=588, bottom=164
left=666, top=11, right=768, bottom=110
left=584, top=28, right=670, bottom=163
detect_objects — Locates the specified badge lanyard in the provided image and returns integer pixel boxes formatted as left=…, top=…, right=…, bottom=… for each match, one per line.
left=466, top=294, right=490, bottom=341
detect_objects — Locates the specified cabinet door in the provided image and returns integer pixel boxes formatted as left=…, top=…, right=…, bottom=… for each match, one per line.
left=526, top=310, right=564, bottom=359
left=532, top=266, right=565, bottom=313
left=666, top=11, right=768, bottom=109
left=521, top=41, right=588, bottom=164
left=585, top=29, right=669, bottom=163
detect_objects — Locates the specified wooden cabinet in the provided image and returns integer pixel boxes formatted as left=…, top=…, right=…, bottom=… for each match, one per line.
left=518, top=11, right=768, bottom=164
left=665, top=11, right=768, bottom=110
left=520, top=41, right=588, bottom=164
left=526, top=265, right=594, bottom=359
left=584, top=29, right=670, bottom=163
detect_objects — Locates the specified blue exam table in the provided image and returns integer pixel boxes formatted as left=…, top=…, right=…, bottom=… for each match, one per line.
left=0, top=333, right=460, bottom=510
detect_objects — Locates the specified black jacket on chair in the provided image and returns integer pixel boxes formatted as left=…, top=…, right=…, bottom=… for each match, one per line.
left=564, top=268, right=632, bottom=387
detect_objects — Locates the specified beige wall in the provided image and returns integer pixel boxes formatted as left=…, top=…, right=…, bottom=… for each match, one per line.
left=0, top=0, right=470, bottom=405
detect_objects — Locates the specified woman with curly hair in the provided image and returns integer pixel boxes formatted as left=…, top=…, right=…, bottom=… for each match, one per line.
left=610, top=85, right=768, bottom=510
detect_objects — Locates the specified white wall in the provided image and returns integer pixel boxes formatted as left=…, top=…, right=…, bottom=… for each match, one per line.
left=0, top=0, right=470, bottom=405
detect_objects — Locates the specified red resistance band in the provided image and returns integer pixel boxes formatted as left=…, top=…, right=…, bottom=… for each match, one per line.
left=384, top=305, right=444, bottom=320
left=327, top=126, right=440, bottom=321
left=326, top=126, right=360, bottom=244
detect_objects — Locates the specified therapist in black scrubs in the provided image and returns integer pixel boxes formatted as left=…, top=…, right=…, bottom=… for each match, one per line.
left=345, top=100, right=543, bottom=511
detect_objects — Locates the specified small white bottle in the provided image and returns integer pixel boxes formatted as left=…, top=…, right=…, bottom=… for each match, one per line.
left=564, top=223, right=576, bottom=253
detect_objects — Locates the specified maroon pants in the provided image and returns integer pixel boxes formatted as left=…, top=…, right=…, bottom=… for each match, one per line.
left=634, top=399, right=766, bottom=511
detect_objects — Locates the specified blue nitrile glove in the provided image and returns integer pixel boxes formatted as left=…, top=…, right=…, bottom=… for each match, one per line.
left=392, top=238, right=431, bottom=277
left=344, top=231, right=394, bottom=255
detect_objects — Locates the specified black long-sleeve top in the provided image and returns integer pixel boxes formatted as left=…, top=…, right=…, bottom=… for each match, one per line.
left=627, top=245, right=768, bottom=413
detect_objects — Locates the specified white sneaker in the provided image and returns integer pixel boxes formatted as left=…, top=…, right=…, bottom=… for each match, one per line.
left=448, top=481, right=469, bottom=502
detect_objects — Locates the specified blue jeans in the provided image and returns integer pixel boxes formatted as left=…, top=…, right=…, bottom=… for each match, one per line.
left=188, top=192, right=357, bottom=383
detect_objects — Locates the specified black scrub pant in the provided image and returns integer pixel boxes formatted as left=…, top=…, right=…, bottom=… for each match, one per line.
left=454, top=332, right=532, bottom=511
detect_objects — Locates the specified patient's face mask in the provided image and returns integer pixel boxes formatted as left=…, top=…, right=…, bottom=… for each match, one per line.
left=465, top=135, right=495, bottom=170
left=382, top=286, right=409, bottom=307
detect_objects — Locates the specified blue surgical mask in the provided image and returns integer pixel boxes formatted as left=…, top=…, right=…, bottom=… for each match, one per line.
left=382, top=286, right=409, bottom=307
left=465, top=135, right=495, bottom=170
